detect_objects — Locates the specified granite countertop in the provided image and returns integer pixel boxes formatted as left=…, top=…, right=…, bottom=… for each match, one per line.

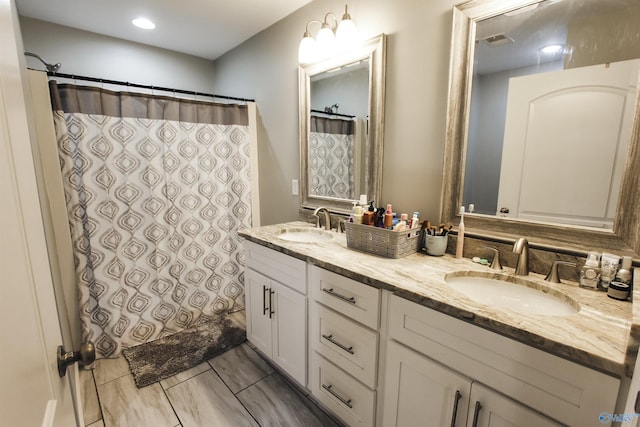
left=239, top=221, right=639, bottom=378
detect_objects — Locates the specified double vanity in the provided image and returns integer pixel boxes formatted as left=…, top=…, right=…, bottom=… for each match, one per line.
left=240, top=221, right=638, bottom=427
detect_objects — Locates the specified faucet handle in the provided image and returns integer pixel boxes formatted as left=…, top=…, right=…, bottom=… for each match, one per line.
left=545, top=261, right=577, bottom=283
left=480, top=246, right=502, bottom=270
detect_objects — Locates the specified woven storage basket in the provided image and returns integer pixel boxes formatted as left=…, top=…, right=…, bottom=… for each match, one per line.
left=345, top=222, right=421, bottom=258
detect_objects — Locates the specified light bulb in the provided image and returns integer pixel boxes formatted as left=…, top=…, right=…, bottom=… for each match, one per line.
left=316, top=23, right=336, bottom=58
left=298, top=35, right=317, bottom=64
left=336, top=6, right=357, bottom=44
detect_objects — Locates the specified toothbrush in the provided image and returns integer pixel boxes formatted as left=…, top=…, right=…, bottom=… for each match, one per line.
left=455, top=206, right=465, bottom=258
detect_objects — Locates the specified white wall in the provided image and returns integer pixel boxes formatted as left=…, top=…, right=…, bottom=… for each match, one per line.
left=20, top=17, right=215, bottom=93
left=213, top=0, right=455, bottom=225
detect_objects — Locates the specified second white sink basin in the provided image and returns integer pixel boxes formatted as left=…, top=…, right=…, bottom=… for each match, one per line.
left=445, top=274, right=579, bottom=316
left=277, top=228, right=333, bottom=243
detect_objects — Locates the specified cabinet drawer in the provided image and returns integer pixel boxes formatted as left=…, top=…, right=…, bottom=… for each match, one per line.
left=310, top=302, right=378, bottom=388
left=310, top=352, right=376, bottom=427
left=310, top=266, right=380, bottom=329
left=244, top=241, right=306, bottom=294
left=388, top=295, right=619, bottom=427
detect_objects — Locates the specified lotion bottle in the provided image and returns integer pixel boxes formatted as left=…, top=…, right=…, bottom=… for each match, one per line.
left=580, top=252, right=601, bottom=289
left=615, top=256, right=633, bottom=285
left=455, top=206, right=465, bottom=258
left=384, top=204, right=393, bottom=229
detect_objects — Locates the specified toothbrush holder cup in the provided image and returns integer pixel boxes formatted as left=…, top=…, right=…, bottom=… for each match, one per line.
left=425, top=235, right=448, bottom=256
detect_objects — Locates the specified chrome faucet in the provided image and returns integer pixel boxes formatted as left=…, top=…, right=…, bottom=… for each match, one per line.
left=313, top=207, right=332, bottom=231
left=512, top=238, right=529, bottom=276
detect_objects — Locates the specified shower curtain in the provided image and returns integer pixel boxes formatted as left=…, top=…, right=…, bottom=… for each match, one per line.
left=309, top=115, right=356, bottom=199
left=49, top=82, right=253, bottom=358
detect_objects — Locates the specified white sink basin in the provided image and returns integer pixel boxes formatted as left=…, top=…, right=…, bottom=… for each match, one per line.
left=445, top=274, right=578, bottom=316
left=277, top=228, right=333, bottom=243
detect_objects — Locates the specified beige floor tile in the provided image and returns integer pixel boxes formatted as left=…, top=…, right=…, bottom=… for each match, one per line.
left=238, top=374, right=340, bottom=427
left=165, top=370, right=258, bottom=427
left=80, top=368, right=102, bottom=425
left=160, top=362, right=211, bottom=390
left=98, top=374, right=178, bottom=427
left=93, top=356, right=131, bottom=386
left=209, top=342, right=273, bottom=394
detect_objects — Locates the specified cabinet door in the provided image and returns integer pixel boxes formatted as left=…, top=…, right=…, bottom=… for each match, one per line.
left=271, top=280, right=307, bottom=386
left=467, top=383, right=562, bottom=427
left=382, top=341, right=471, bottom=427
left=245, top=268, right=272, bottom=356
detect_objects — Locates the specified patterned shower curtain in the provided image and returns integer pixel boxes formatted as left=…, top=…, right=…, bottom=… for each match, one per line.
left=49, top=82, right=253, bottom=358
left=309, top=115, right=355, bottom=199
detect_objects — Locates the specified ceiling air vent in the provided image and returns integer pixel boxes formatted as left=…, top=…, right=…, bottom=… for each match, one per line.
left=481, top=33, right=514, bottom=47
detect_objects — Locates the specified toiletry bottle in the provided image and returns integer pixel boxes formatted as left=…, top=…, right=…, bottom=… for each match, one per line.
left=410, top=212, right=420, bottom=229
left=349, top=201, right=357, bottom=223
left=455, top=206, right=465, bottom=258
left=359, top=194, right=368, bottom=210
left=354, top=204, right=363, bottom=224
left=394, top=213, right=408, bottom=231
left=579, top=252, right=601, bottom=289
left=384, top=204, right=393, bottom=229
left=615, top=256, right=633, bottom=285
left=375, top=207, right=386, bottom=227
left=599, top=253, right=620, bottom=290
left=363, top=201, right=375, bottom=225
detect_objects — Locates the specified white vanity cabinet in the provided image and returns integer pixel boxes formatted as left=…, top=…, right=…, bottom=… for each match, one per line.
left=244, top=241, right=307, bottom=386
left=382, top=295, right=621, bottom=427
left=308, top=265, right=381, bottom=426
left=384, top=340, right=561, bottom=426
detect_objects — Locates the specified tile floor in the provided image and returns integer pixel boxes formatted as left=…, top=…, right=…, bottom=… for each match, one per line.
left=81, top=310, right=341, bottom=427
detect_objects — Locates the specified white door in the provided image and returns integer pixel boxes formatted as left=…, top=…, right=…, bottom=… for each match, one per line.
left=0, top=0, right=77, bottom=425
left=497, top=59, right=639, bottom=228
left=382, top=340, right=472, bottom=427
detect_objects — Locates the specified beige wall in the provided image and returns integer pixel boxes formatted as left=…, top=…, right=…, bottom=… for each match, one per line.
left=213, top=0, right=456, bottom=225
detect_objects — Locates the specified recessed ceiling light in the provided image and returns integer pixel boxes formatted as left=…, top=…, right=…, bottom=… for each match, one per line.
left=540, top=44, right=564, bottom=54
left=132, top=18, right=155, bottom=30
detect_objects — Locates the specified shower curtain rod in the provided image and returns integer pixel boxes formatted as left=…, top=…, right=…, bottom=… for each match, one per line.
left=311, top=109, right=355, bottom=119
left=43, top=70, right=255, bottom=103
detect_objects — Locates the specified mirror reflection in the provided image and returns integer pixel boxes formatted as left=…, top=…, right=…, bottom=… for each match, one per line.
left=462, top=0, right=640, bottom=229
left=299, top=34, right=386, bottom=213
left=309, top=60, right=369, bottom=200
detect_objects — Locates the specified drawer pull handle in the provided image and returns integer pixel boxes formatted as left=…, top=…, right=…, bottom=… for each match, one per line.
left=323, top=287, right=356, bottom=304
left=322, top=334, right=354, bottom=355
left=322, top=384, right=353, bottom=409
left=450, top=390, right=462, bottom=427
left=471, top=401, right=482, bottom=427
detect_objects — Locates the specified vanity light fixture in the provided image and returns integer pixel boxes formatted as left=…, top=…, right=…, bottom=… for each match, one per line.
left=132, top=17, right=156, bottom=30
left=298, top=4, right=358, bottom=64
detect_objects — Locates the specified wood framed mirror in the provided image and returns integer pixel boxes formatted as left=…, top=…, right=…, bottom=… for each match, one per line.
left=299, top=34, right=386, bottom=214
left=441, top=0, right=640, bottom=257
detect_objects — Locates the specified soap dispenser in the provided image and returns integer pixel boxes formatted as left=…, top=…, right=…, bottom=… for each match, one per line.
left=363, top=201, right=375, bottom=225
left=580, top=251, right=601, bottom=290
